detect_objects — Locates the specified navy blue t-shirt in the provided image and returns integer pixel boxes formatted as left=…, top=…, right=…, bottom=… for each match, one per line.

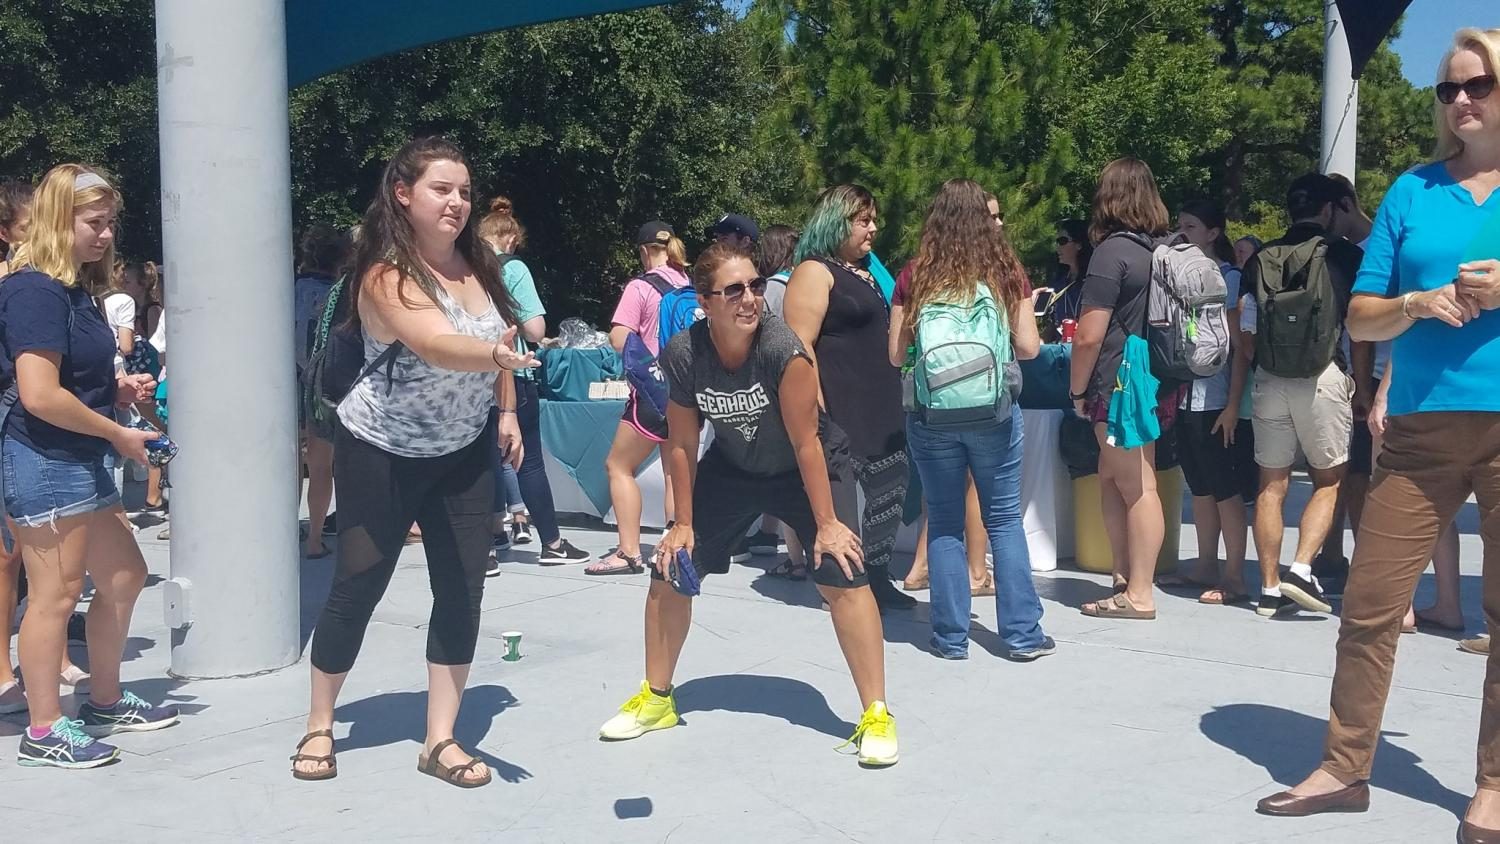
left=0, top=270, right=118, bottom=461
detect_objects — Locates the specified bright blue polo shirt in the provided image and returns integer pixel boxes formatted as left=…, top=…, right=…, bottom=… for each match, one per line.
left=1353, top=161, right=1500, bottom=416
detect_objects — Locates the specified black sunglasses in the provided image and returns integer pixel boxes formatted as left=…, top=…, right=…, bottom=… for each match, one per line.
left=704, top=277, right=768, bottom=302
left=1055, top=236, right=1073, bottom=246
left=1437, top=74, right=1496, bottom=105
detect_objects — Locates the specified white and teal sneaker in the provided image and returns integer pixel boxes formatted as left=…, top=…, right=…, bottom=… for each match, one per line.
left=18, top=717, right=119, bottom=769
left=77, top=691, right=180, bottom=736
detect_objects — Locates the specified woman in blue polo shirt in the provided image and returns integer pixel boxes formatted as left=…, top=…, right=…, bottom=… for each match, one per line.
left=1257, top=29, right=1500, bottom=839
left=2, top=165, right=176, bottom=769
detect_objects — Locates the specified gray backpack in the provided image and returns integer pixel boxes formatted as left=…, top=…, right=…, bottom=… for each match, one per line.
left=1121, top=233, right=1230, bottom=382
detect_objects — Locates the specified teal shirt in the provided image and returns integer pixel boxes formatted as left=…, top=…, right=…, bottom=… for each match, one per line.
left=502, top=256, right=545, bottom=380
left=1352, top=162, right=1500, bottom=416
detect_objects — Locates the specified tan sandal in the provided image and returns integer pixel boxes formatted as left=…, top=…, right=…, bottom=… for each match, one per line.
left=903, top=572, right=930, bottom=591
left=417, top=739, right=491, bottom=789
left=290, top=729, right=337, bottom=781
left=971, top=572, right=995, bottom=597
left=1081, top=592, right=1156, bottom=620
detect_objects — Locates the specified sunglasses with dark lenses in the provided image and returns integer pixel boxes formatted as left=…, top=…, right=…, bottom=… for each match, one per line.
left=1437, top=74, right=1497, bottom=105
left=1056, top=236, right=1073, bottom=246
left=704, top=277, right=769, bottom=302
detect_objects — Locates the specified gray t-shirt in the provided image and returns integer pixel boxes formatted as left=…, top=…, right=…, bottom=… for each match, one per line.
left=660, top=313, right=810, bottom=477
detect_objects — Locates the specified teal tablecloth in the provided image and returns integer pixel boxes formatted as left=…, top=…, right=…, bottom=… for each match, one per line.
left=540, top=399, right=657, bottom=515
left=538, top=347, right=622, bottom=402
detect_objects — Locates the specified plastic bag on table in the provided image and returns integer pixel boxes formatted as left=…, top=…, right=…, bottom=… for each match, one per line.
left=557, top=317, right=609, bottom=349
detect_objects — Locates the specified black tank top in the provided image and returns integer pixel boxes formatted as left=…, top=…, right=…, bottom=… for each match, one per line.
left=811, top=258, right=904, bottom=459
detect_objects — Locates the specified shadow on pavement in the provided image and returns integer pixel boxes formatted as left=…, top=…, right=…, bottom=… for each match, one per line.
left=334, top=683, right=531, bottom=783
left=674, top=674, right=856, bottom=739
left=1200, top=703, right=1468, bottom=817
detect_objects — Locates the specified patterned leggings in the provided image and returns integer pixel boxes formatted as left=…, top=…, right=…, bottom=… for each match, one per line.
left=830, top=450, right=908, bottom=570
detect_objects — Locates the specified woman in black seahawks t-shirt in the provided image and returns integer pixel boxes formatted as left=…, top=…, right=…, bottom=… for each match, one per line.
left=594, top=242, right=901, bottom=769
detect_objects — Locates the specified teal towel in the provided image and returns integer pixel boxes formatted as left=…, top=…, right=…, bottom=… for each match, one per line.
left=1106, top=335, right=1161, bottom=450
left=867, top=252, right=896, bottom=304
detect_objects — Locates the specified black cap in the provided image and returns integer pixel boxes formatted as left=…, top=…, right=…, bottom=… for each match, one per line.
left=706, top=213, right=759, bottom=243
left=1286, top=173, right=1339, bottom=218
left=635, top=221, right=674, bottom=246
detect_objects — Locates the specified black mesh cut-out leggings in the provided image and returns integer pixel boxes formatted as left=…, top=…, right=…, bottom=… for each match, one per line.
left=310, top=423, right=495, bottom=675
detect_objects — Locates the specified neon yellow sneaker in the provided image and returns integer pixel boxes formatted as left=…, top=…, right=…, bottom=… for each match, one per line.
left=844, top=701, right=899, bottom=767
left=599, top=681, right=679, bottom=741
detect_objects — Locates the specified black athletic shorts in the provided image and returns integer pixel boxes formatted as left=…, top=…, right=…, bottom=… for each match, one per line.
left=651, top=434, right=868, bottom=590
left=1176, top=410, right=1257, bottom=503
left=622, top=388, right=669, bottom=443
left=1348, top=419, right=1373, bottom=476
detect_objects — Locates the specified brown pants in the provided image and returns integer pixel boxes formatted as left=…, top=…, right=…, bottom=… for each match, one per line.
left=1322, top=412, right=1500, bottom=788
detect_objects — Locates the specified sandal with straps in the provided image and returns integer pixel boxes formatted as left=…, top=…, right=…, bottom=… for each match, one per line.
left=585, top=550, right=644, bottom=576
left=290, top=729, right=338, bottom=781
left=417, top=738, right=492, bottom=789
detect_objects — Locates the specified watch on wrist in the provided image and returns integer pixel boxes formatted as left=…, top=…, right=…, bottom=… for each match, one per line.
left=1070, top=390, right=1088, bottom=401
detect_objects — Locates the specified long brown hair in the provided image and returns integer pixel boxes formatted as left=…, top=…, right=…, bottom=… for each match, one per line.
left=906, top=179, right=1029, bottom=314
left=347, top=137, right=519, bottom=329
left=1089, top=157, right=1170, bottom=245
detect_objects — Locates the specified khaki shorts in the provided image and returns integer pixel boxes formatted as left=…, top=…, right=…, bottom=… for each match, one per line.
left=1251, top=363, right=1353, bottom=471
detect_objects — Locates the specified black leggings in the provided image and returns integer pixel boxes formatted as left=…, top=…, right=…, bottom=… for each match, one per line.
left=310, top=424, right=494, bottom=675
left=831, top=449, right=908, bottom=571
left=513, top=379, right=560, bottom=545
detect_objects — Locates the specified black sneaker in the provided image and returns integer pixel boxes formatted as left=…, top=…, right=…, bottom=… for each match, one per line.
left=747, top=530, right=783, bottom=556
left=322, top=512, right=338, bottom=537
left=539, top=538, right=590, bottom=565
left=730, top=534, right=754, bottom=564
left=512, top=520, right=533, bottom=546
left=869, top=571, right=918, bottom=610
left=1279, top=571, right=1333, bottom=614
left=1312, top=554, right=1349, bottom=597
left=67, top=612, right=88, bottom=644
left=1256, top=593, right=1297, bottom=618
left=1004, top=636, right=1057, bottom=662
left=485, top=552, right=502, bottom=578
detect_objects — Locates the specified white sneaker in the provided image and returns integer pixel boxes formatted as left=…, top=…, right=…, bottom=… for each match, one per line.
left=60, top=666, right=91, bottom=695
left=0, top=679, right=26, bottom=714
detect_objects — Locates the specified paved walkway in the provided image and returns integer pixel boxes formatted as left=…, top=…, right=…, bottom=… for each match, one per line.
left=0, top=489, right=1490, bottom=843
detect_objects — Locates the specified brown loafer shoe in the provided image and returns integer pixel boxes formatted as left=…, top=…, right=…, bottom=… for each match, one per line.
left=1462, top=820, right=1500, bottom=844
left=1256, top=781, right=1369, bottom=816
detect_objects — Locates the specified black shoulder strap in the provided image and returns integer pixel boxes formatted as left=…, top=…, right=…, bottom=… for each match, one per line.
left=641, top=270, right=675, bottom=297
left=359, top=341, right=405, bottom=395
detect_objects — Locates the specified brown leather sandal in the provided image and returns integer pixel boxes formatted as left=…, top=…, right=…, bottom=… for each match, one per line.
left=290, top=729, right=337, bottom=781
left=417, top=739, right=492, bottom=789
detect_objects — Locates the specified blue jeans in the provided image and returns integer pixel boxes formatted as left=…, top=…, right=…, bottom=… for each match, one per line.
left=494, top=461, right=526, bottom=515
left=905, top=405, right=1045, bottom=655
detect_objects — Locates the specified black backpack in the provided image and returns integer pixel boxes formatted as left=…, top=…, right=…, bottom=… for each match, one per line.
left=302, top=277, right=402, bottom=438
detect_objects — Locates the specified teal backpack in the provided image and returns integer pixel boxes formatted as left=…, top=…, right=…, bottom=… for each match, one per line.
left=910, top=283, right=1013, bottom=429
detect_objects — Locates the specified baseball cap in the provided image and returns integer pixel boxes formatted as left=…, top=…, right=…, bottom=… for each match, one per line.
left=707, top=213, right=759, bottom=243
left=636, top=221, right=674, bottom=246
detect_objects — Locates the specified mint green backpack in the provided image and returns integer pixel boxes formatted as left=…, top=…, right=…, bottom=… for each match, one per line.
left=911, top=283, right=1013, bottom=429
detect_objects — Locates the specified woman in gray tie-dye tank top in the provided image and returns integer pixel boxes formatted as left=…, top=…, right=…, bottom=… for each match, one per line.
left=293, top=137, right=538, bottom=789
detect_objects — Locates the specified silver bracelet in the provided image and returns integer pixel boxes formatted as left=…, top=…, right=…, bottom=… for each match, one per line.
left=1400, top=291, right=1418, bottom=321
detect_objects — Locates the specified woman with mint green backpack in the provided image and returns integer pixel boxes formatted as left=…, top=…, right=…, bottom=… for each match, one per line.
left=891, top=179, right=1051, bottom=661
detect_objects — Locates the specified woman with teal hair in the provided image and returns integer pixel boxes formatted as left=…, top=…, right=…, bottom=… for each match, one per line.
left=784, top=185, right=915, bottom=610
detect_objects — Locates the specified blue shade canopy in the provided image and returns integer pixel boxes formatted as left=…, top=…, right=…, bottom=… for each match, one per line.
left=285, top=0, right=673, bottom=86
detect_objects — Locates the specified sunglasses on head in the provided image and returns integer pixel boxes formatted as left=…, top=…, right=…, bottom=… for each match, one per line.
left=704, top=277, right=768, bottom=303
left=1437, top=74, right=1496, bottom=105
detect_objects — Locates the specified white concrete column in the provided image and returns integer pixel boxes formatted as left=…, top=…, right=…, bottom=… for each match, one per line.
left=155, top=0, right=300, bottom=678
left=1321, top=0, right=1360, bottom=184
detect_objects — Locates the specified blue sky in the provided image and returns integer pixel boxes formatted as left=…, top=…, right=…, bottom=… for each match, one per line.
left=1389, top=0, right=1495, bottom=86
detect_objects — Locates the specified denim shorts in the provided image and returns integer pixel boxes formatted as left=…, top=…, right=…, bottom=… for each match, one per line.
left=1, top=436, right=120, bottom=527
